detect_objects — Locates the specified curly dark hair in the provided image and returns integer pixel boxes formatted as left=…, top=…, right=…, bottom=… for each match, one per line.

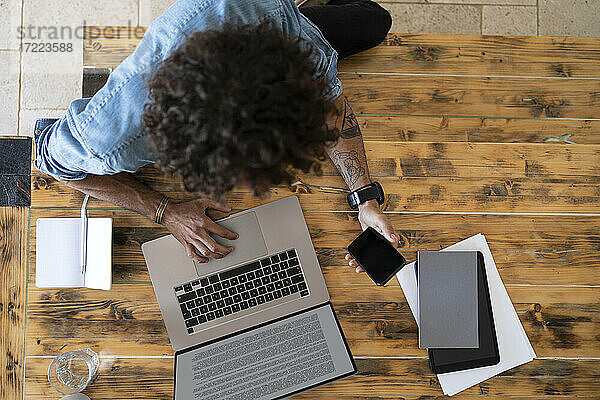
left=141, top=20, right=340, bottom=200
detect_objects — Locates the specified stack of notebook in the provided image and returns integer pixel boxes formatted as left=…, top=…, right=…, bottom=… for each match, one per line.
left=396, top=234, right=535, bottom=396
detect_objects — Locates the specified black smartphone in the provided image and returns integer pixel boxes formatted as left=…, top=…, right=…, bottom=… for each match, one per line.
left=347, top=227, right=406, bottom=286
left=417, top=251, right=500, bottom=374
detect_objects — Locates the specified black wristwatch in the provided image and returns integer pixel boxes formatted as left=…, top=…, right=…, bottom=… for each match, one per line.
left=347, top=182, right=385, bottom=209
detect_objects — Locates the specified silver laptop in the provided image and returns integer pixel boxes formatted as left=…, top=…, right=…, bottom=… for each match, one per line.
left=142, top=196, right=356, bottom=399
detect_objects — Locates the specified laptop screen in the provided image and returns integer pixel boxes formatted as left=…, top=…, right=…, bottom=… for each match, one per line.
left=174, top=303, right=356, bottom=399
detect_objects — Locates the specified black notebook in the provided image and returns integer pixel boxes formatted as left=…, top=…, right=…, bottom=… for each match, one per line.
left=416, top=251, right=500, bottom=374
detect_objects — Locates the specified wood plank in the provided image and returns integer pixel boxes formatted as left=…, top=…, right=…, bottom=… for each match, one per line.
left=0, top=137, right=32, bottom=206
left=83, top=25, right=146, bottom=41
left=68, top=83, right=600, bottom=143
left=31, top=142, right=600, bottom=213
left=84, top=37, right=138, bottom=67
left=82, top=32, right=600, bottom=119
left=31, top=173, right=600, bottom=213
left=83, top=31, right=600, bottom=79
left=0, top=137, right=32, bottom=175
left=0, top=207, right=28, bottom=400
left=78, top=64, right=600, bottom=145
left=39, top=27, right=600, bottom=399
left=358, top=115, right=600, bottom=144
left=340, top=74, right=600, bottom=119
left=81, top=55, right=600, bottom=120
left=28, top=208, right=600, bottom=285
left=79, top=84, right=600, bottom=151
left=80, top=63, right=600, bottom=144
left=32, top=139, right=600, bottom=180
left=346, top=34, right=600, bottom=78
left=24, top=357, right=600, bottom=399
left=25, top=285, right=600, bottom=358
left=82, top=67, right=111, bottom=98
left=0, top=176, right=30, bottom=207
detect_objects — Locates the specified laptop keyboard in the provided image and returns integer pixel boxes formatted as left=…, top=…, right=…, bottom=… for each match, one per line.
left=174, top=249, right=309, bottom=334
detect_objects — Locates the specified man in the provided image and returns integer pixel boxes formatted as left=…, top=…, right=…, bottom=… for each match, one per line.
left=34, top=0, right=399, bottom=272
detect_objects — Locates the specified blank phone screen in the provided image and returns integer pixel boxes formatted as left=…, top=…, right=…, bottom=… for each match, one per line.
left=348, top=227, right=406, bottom=285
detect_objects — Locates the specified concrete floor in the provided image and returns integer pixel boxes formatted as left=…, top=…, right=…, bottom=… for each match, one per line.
left=0, top=0, right=598, bottom=138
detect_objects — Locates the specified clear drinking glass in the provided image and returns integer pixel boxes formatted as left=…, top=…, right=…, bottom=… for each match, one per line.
left=48, top=348, right=99, bottom=394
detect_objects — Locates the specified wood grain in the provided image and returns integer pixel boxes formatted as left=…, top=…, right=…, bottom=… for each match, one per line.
left=80, top=72, right=600, bottom=144
left=0, top=207, right=28, bottom=400
left=357, top=115, right=600, bottom=144
left=31, top=172, right=600, bottom=213
left=27, top=208, right=600, bottom=285
left=76, top=69, right=600, bottom=144
left=31, top=142, right=600, bottom=212
left=0, top=137, right=32, bottom=175
left=0, top=175, right=31, bottom=207
left=82, top=31, right=600, bottom=120
left=342, top=41, right=600, bottom=79
left=0, top=137, right=32, bottom=206
left=82, top=67, right=111, bottom=98
left=24, top=285, right=600, bottom=358
left=24, top=357, right=600, bottom=399
left=83, top=31, right=600, bottom=79
left=340, top=74, right=599, bottom=119
left=81, top=55, right=600, bottom=120
left=22, top=27, right=600, bottom=398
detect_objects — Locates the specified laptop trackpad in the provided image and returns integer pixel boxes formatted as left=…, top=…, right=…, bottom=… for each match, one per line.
left=193, top=211, right=267, bottom=275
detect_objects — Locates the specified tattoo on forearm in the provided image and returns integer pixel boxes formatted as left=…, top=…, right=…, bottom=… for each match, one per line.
left=339, top=99, right=362, bottom=139
left=332, top=150, right=365, bottom=188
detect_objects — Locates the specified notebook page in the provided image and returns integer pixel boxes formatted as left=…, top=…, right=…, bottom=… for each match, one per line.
left=84, top=218, right=112, bottom=290
left=36, top=218, right=84, bottom=287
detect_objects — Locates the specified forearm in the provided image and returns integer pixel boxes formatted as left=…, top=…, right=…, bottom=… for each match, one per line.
left=63, top=172, right=164, bottom=221
left=325, top=95, right=372, bottom=191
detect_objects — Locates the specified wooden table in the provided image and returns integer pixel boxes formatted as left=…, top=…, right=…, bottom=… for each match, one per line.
left=21, top=28, right=600, bottom=398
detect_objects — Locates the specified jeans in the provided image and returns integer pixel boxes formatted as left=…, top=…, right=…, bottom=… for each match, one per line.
left=299, top=0, right=392, bottom=60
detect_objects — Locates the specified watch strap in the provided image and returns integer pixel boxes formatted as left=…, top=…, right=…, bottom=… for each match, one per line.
left=347, top=182, right=384, bottom=209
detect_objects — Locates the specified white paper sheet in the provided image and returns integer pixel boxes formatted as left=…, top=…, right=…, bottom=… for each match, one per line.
left=36, top=218, right=112, bottom=290
left=396, top=233, right=535, bottom=396
left=84, top=218, right=113, bottom=290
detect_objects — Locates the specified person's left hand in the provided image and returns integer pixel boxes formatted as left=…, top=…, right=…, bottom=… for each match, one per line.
left=345, top=199, right=400, bottom=273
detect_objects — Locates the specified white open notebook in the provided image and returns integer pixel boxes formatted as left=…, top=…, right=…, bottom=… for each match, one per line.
left=36, top=218, right=112, bottom=290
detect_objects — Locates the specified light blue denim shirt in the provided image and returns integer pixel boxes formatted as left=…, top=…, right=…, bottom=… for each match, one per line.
left=35, top=0, right=342, bottom=181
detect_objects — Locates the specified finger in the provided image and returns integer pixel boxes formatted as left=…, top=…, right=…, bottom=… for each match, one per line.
left=389, top=231, right=401, bottom=249
left=184, top=243, right=209, bottom=263
left=349, top=259, right=359, bottom=268
left=205, top=220, right=238, bottom=240
left=191, top=238, right=222, bottom=259
left=199, top=232, right=233, bottom=256
left=355, top=266, right=364, bottom=273
left=344, top=253, right=355, bottom=261
left=379, top=221, right=400, bottom=248
left=204, top=199, right=232, bottom=213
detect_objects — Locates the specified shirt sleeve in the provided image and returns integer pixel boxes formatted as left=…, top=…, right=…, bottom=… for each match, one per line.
left=34, top=22, right=164, bottom=181
left=32, top=0, right=240, bottom=182
left=322, top=55, right=343, bottom=101
left=294, top=10, right=344, bottom=101
left=34, top=98, right=104, bottom=181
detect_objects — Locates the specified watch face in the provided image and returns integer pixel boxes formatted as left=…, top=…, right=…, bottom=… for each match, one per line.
left=347, top=192, right=360, bottom=209
left=374, top=182, right=385, bottom=204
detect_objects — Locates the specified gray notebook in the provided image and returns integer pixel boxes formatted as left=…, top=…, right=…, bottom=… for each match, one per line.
left=417, top=251, right=478, bottom=348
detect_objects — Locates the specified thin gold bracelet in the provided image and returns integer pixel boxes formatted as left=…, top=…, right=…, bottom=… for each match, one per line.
left=155, top=196, right=169, bottom=224
left=154, top=195, right=170, bottom=224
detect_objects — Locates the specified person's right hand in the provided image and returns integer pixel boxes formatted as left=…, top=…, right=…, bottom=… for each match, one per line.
left=162, top=198, right=238, bottom=263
